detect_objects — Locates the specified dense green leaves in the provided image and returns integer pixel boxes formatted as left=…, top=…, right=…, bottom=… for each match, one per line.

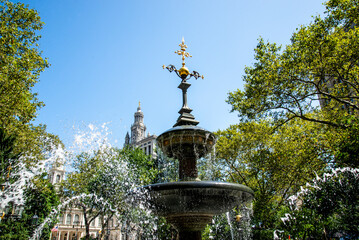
left=227, top=0, right=359, bottom=129
left=0, top=0, right=58, bottom=161
left=279, top=168, right=359, bottom=239
left=215, top=119, right=328, bottom=237
left=0, top=175, right=59, bottom=240
left=217, top=0, right=359, bottom=238
left=62, top=147, right=158, bottom=240
left=0, top=127, right=19, bottom=186
left=0, top=0, right=48, bottom=125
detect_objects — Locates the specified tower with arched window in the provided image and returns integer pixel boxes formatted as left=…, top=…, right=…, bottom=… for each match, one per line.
left=48, top=161, right=65, bottom=187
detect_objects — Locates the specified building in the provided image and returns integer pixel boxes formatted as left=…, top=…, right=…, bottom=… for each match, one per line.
left=48, top=162, right=124, bottom=240
left=124, top=103, right=157, bottom=157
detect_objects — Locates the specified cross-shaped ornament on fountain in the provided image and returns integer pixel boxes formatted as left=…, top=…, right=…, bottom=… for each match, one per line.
left=162, top=38, right=204, bottom=127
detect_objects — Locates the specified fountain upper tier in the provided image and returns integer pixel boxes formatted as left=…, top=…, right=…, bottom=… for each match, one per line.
left=156, top=125, right=216, bottom=181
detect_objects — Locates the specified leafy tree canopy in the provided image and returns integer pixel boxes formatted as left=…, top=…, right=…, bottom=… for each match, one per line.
left=227, top=0, right=359, bottom=129
left=216, top=0, right=359, bottom=238
left=0, top=175, right=60, bottom=240
left=215, top=119, right=328, bottom=238
left=62, top=147, right=158, bottom=240
left=0, top=0, right=60, bottom=161
left=279, top=168, right=359, bottom=239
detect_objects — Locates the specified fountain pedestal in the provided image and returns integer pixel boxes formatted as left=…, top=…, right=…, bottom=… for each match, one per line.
left=147, top=125, right=253, bottom=239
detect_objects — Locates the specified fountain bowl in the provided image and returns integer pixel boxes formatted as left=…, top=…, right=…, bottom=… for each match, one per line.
left=142, top=181, right=254, bottom=231
left=156, top=125, right=216, bottom=161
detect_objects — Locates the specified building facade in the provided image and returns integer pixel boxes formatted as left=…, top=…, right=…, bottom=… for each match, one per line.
left=49, top=163, right=124, bottom=240
left=124, top=103, right=157, bottom=157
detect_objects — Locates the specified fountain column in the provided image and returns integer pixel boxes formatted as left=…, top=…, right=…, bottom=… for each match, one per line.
left=179, top=231, right=202, bottom=240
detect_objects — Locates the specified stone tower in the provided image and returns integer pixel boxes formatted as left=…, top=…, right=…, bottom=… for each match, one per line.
left=48, top=161, right=65, bottom=189
left=130, top=102, right=146, bottom=144
left=124, top=102, right=157, bottom=157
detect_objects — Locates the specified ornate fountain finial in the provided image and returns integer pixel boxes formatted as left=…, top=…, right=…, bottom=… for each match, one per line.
left=175, top=37, right=192, bottom=67
left=162, top=38, right=204, bottom=82
left=163, top=39, right=205, bottom=127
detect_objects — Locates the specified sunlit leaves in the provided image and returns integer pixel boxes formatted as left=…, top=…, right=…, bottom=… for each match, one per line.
left=227, top=0, right=359, bottom=128
left=215, top=118, right=329, bottom=237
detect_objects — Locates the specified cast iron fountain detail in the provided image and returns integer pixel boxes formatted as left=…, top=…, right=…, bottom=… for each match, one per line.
left=143, top=39, right=254, bottom=240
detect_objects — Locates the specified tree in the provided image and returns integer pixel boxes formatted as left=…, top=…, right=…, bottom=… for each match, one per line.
left=330, top=115, right=359, bottom=167
left=279, top=168, right=359, bottom=239
left=0, top=127, right=19, bottom=187
left=227, top=0, right=359, bottom=129
left=120, top=146, right=158, bottom=185
left=215, top=119, right=329, bottom=239
left=0, top=175, right=60, bottom=240
left=218, top=0, right=359, bottom=238
left=0, top=0, right=59, bottom=161
left=0, top=0, right=48, bottom=126
left=0, top=2, right=63, bottom=238
left=62, top=147, right=158, bottom=240
left=62, top=150, right=107, bottom=240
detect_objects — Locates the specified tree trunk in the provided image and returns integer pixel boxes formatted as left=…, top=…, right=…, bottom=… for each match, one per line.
left=83, top=207, right=90, bottom=240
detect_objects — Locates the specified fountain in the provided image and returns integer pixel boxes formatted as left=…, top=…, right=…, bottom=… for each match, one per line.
left=142, top=39, right=254, bottom=240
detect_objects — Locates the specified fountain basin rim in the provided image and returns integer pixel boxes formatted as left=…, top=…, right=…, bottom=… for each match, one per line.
left=158, top=125, right=213, bottom=136
left=142, top=181, right=254, bottom=196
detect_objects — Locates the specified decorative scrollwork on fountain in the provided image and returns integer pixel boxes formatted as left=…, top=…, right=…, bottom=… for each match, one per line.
left=192, top=71, right=204, bottom=80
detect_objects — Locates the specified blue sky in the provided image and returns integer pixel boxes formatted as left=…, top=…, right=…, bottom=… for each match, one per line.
left=18, top=0, right=326, bottom=148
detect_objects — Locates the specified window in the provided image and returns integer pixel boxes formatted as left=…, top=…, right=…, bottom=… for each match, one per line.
left=59, top=215, right=63, bottom=224
left=148, top=145, right=151, bottom=154
left=66, top=214, right=72, bottom=224
left=56, top=174, right=61, bottom=183
left=74, top=214, right=79, bottom=225
left=91, top=218, right=96, bottom=226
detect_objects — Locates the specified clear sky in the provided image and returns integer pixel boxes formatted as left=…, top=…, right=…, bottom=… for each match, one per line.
left=16, top=0, right=326, bottom=148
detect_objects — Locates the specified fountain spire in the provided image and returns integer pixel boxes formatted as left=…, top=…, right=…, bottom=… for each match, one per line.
left=163, top=38, right=205, bottom=127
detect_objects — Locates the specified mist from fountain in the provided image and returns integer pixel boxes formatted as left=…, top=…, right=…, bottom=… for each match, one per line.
left=0, top=123, right=168, bottom=240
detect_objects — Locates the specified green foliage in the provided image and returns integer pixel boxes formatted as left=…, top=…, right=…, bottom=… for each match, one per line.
left=202, top=214, right=232, bottom=240
left=0, top=127, right=19, bottom=185
left=0, top=0, right=61, bottom=162
left=62, top=148, right=114, bottom=240
left=0, top=0, right=48, bottom=126
left=0, top=175, right=60, bottom=240
left=215, top=119, right=328, bottom=238
left=227, top=0, right=359, bottom=129
left=63, top=147, right=159, bottom=240
left=279, top=169, right=359, bottom=239
left=330, top=116, right=359, bottom=168
left=120, top=147, right=158, bottom=185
